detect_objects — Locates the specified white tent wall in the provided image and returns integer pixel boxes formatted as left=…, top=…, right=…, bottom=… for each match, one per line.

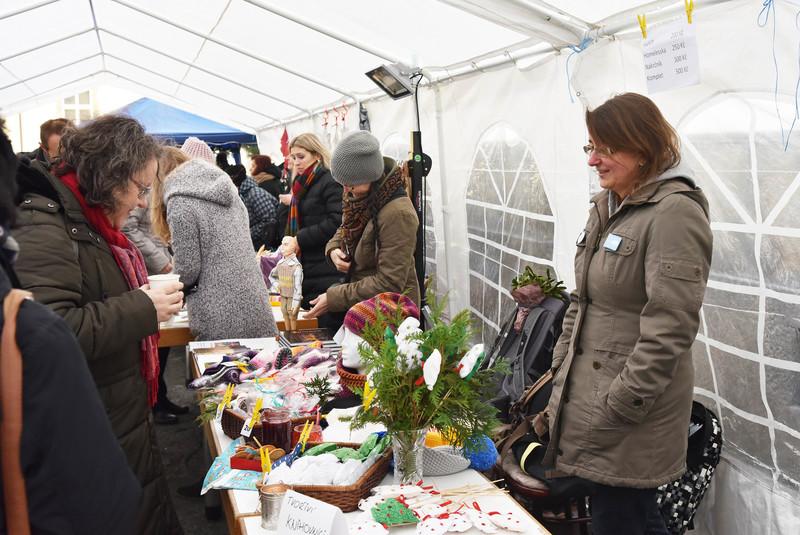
left=257, top=2, right=800, bottom=532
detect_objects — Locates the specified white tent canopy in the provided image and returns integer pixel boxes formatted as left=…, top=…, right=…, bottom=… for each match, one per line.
left=2, top=1, right=800, bottom=534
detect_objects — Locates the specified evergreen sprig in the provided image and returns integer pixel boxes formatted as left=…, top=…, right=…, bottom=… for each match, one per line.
left=349, top=291, right=500, bottom=448
left=302, top=375, right=335, bottom=409
left=511, top=266, right=567, bottom=299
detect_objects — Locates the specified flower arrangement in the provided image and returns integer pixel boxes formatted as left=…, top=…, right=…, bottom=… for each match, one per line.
left=349, top=292, right=502, bottom=482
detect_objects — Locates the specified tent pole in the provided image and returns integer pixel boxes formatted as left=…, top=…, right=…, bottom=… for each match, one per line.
left=242, top=0, right=410, bottom=66
left=99, top=28, right=311, bottom=115
left=0, top=28, right=95, bottom=63
left=0, top=0, right=58, bottom=21
left=104, top=53, right=280, bottom=124
left=110, top=0, right=360, bottom=101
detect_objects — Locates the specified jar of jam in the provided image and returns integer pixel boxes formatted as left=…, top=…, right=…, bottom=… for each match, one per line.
left=261, top=408, right=292, bottom=451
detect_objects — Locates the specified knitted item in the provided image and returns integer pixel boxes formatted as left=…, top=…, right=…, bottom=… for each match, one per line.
left=423, top=446, right=470, bottom=476
left=463, top=435, right=498, bottom=471
left=180, top=137, right=215, bottom=164
left=343, top=292, right=419, bottom=338
left=371, top=498, right=418, bottom=526
left=330, top=130, right=384, bottom=186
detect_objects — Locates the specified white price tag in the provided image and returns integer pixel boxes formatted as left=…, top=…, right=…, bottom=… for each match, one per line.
left=642, top=20, right=700, bottom=94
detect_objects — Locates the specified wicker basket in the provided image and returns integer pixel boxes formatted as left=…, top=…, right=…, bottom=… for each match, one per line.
left=336, top=357, right=366, bottom=395
left=220, top=408, right=315, bottom=444
left=265, top=441, right=392, bottom=512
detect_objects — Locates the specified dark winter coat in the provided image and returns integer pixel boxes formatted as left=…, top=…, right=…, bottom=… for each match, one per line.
left=324, top=159, right=420, bottom=312
left=11, top=159, right=182, bottom=534
left=238, top=176, right=279, bottom=250
left=254, top=170, right=285, bottom=199
left=0, top=262, right=140, bottom=535
left=280, top=165, right=344, bottom=308
left=543, top=164, right=712, bottom=488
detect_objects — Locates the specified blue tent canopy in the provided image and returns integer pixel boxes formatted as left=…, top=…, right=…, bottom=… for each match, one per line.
left=112, top=97, right=256, bottom=145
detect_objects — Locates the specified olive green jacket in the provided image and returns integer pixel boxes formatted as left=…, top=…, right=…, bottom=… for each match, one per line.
left=544, top=168, right=712, bottom=489
left=13, top=160, right=181, bottom=534
left=324, top=163, right=420, bottom=312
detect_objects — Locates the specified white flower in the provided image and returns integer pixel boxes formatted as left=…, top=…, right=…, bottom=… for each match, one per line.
left=395, top=316, right=423, bottom=367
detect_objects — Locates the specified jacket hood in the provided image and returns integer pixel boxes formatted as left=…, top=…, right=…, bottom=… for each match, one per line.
left=16, top=158, right=59, bottom=203
left=603, top=160, right=708, bottom=217
left=163, top=159, right=237, bottom=207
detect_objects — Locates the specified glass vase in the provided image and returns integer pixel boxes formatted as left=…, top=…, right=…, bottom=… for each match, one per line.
left=391, top=428, right=427, bottom=484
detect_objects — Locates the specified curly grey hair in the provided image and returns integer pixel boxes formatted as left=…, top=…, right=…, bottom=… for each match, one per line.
left=57, top=115, right=161, bottom=211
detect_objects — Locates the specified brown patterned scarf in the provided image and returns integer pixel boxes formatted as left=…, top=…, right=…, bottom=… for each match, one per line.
left=340, top=164, right=409, bottom=261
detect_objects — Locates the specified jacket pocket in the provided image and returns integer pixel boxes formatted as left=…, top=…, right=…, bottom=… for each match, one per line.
left=603, top=230, right=639, bottom=283
left=655, top=257, right=706, bottom=312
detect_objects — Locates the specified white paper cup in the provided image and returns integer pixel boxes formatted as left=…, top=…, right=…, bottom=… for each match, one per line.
left=147, top=273, right=180, bottom=291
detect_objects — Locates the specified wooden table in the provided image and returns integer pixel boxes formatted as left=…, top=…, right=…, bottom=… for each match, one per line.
left=189, top=340, right=550, bottom=535
left=159, top=306, right=318, bottom=348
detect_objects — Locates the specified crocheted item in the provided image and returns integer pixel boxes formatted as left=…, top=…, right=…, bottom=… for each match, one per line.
left=457, top=344, right=485, bottom=380
left=423, top=446, right=470, bottom=476
left=274, top=347, right=293, bottom=369
left=463, top=435, right=498, bottom=471
left=371, top=498, right=419, bottom=526
left=344, top=292, right=419, bottom=338
left=180, top=136, right=215, bottom=164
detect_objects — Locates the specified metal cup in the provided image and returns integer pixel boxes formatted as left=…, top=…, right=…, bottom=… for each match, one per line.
left=259, top=484, right=288, bottom=530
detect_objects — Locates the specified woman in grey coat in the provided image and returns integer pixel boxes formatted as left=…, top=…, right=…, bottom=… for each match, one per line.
left=158, top=155, right=278, bottom=341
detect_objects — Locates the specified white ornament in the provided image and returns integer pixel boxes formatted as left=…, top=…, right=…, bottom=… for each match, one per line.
left=489, top=511, right=525, bottom=532
left=446, top=513, right=472, bottom=532
left=423, top=350, right=442, bottom=391
left=464, top=507, right=498, bottom=534
left=457, top=344, right=485, bottom=379
left=350, top=519, right=389, bottom=534
left=416, top=517, right=449, bottom=535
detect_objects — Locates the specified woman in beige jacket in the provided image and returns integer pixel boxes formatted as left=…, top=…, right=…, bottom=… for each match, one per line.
left=541, top=93, right=713, bottom=535
left=306, top=130, right=419, bottom=321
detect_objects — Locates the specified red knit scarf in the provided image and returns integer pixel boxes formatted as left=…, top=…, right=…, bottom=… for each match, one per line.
left=285, top=163, right=319, bottom=237
left=60, top=172, right=160, bottom=407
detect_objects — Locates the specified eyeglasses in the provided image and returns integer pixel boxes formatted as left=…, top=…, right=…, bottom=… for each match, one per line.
left=129, top=176, right=152, bottom=199
left=582, top=143, right=615, bottom=158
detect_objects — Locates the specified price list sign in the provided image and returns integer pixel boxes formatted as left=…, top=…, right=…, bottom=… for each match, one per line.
left=642, top=20, right=700, bottom=94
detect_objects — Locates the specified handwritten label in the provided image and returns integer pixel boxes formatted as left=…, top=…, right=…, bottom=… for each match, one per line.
left=642, top=20, right=700, bottom=94
left=277, top=490, right=348, bottom=535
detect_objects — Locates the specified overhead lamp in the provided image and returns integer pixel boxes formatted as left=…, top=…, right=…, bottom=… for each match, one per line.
left=366, top=61, right=432, bottom=314
left=365, top=63, right=417, bottom=100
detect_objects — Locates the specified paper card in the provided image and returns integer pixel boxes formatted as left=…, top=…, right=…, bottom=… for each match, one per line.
left=277, top=490, right=348, bottom=535
left=642, top=19, right=700, bottom=94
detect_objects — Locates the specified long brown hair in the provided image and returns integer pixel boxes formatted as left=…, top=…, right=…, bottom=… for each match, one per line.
left=585, top=93, right=680, bottom=184
left=150, top=146, right=190, bottom=243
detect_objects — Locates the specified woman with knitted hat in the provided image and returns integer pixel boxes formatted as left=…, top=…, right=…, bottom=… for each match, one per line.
left=306, top=131, right=420, bottom=320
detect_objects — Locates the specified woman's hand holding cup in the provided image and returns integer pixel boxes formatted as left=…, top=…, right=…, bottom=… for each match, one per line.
left=142, top=274, right=184, bottom=322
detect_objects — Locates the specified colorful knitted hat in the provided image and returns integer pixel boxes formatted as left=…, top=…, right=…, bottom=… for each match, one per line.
left=180, top=136, right=215, bottom=164
left=343, top=293, right=419, bottom=338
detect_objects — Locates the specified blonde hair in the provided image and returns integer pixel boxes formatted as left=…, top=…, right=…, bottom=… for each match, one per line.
left=150, top=146, right=190, bottom=243
left=289, top=133, right=331, bottom=169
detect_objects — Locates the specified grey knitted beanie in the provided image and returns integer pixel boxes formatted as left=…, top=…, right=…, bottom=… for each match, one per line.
left=331, top=130, right=384, bottom=186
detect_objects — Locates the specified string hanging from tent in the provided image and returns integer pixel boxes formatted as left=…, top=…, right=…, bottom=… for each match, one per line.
left=565, top=35, right=594, bottom=104
left=758, top=0, right=800, bottom=151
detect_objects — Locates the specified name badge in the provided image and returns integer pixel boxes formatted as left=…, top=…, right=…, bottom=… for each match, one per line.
left=604, top=234, right=623, bottom=252
left=576, top=230, right=587, bottom=246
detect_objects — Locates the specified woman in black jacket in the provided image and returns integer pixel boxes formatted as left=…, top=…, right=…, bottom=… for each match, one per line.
left=278, top=133, right=344, bottom=329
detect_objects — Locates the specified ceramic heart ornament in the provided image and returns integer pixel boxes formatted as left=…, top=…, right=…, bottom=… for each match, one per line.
left=371, top=498, right=419, bottom=526
left=446, top=512, right=472, bottom=532
left=423, top=349, right=442, bottom=391
left=456, top=344, right=485, bottom=379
